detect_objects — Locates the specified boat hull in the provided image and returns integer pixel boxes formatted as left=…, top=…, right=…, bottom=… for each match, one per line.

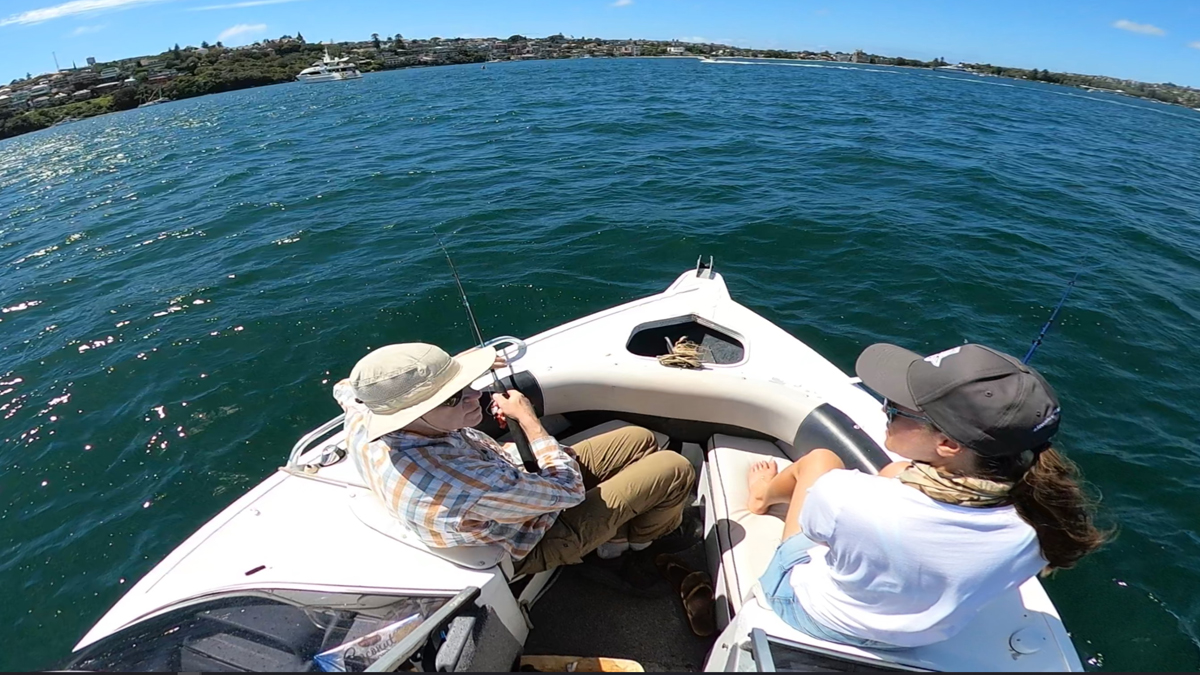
left=71, top=267, right=1085, bottom=672
left=297, top=71, right=363, bottom=83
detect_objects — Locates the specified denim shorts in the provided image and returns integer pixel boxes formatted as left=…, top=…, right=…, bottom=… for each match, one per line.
left=758, top=534, right=901, bottom=650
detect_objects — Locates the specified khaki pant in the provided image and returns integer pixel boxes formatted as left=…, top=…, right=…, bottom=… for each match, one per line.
left=512, top=425, right=695, bottom=576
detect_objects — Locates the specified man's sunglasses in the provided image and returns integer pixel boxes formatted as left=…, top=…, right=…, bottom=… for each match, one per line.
left=439, top=388, right=471, bottom=407
left=883, top=398, right=934, bottom=425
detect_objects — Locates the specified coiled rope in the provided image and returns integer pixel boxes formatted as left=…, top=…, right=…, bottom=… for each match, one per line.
left=658, top=336, right=707, bottom=369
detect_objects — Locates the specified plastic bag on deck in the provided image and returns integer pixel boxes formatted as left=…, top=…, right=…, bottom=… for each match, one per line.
left=312, top=613, right=423, bottom=672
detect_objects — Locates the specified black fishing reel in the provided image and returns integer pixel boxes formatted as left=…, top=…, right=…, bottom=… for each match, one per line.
left=476, top=337, right=541, bottom=474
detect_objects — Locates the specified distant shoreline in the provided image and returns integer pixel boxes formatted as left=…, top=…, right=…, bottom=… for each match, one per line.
left=3, top=41, right=1197, bottom=142
left=687, top=56, right=1200, bottom=112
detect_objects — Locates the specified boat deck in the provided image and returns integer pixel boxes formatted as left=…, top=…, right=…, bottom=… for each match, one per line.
left=525, top=525, right=715, bottom=671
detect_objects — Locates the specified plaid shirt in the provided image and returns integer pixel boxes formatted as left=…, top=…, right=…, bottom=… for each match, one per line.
left=334, top=380, right=585, bottom=560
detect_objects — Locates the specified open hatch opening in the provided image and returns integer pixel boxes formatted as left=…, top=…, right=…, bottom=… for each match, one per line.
left=626, top=315, right=745, bottom=365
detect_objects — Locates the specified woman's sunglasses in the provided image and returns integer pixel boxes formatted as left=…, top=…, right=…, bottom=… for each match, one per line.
left=883, top=398, right=934, bottom=425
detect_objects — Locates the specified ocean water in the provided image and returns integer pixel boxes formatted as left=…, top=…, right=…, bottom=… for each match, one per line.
left=2, top=57, right=1200, bottom=671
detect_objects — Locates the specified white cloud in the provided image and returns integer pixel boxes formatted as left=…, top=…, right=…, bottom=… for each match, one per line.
left=70, top=23, right=106, bottom=35
left=611, top=0, right=633, bottom=6
left=0, top=0, right=168, bottom=27
left=191, top=0, right=302, bottom=10
left=676, top=36, right=707, bottom=43
left=1189, top=41, right=1200, bottom=50
left=1112, top=19, right=1165, bottom=36
left=218, top=21, right=267, bottom=42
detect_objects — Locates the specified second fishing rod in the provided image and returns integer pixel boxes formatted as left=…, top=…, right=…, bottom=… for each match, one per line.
left=434, top=233, right=541, bottom=474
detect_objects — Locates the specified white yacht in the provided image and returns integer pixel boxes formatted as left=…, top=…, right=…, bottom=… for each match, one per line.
left=64, top=261, right=1085, bottom=672
left=297, top=49, right=363, bottom=83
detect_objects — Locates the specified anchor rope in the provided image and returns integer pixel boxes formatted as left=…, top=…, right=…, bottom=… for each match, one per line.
left=658, top=336, right=707, bottom=369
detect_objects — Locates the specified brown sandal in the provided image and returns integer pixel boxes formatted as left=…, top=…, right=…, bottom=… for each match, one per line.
left=655, top=554, right=717, bottom=637
left=679, top=570, right=716, bottom=637
left=654, top=553, right=692, bottom=592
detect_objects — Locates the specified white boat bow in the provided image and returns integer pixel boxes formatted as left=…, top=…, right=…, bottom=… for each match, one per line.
left=66, top=263, right=1084, bottom=672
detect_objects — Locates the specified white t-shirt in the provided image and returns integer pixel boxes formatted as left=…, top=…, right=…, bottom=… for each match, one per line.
left=789, top=469, right=1046, bottom=648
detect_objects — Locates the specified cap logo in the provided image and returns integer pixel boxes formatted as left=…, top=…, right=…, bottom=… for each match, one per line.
left=924, top=347, right=961, bottom=368
left=1032, top=406, right=1061, bottom=433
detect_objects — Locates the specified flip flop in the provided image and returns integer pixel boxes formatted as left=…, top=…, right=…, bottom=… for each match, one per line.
left=654, top=553, right=692, bottom=593
left=679, top=570, right=716, bottom=637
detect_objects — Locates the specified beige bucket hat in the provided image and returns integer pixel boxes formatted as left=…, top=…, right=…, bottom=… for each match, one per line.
left=349, top=343, right=497, bottom=441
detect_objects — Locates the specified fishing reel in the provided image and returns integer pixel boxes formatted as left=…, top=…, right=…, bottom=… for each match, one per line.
left=477, top=336, right=540, bottom=474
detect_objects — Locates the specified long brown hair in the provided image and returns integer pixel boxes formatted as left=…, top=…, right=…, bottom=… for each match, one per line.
left=975, top=445, right=1113, bottom=571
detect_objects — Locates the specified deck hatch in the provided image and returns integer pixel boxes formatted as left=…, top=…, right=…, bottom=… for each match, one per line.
left=626, top=314, right=745, bottom=365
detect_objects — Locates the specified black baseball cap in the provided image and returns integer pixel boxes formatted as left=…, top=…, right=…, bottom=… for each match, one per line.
left=855, top=343, right=1061, bottom=457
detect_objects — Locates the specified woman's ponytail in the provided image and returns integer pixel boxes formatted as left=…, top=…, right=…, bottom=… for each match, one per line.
left=978, top=446, right=1112, bottom=571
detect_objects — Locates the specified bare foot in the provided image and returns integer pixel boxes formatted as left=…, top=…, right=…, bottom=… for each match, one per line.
left=747, top=460, right=779, bottom=515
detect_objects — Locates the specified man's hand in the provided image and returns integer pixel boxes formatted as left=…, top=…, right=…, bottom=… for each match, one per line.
left=491, top=389, right=552, bottom=448
left=490, top=389, right=537, bottom=427
left=492, top=354, right=508, bottom=370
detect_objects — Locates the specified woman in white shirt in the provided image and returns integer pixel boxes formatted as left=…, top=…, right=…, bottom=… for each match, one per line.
left=748, top=343, right=1110, bottom=649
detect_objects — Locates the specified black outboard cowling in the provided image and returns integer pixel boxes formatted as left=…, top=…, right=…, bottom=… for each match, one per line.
left=792, top=403, right=891, bottom=474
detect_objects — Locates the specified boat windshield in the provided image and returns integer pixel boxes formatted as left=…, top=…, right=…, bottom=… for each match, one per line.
left=62, top=592, right=454, bottom=672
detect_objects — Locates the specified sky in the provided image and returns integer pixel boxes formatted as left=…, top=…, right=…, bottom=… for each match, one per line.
left=2, top=0, right=1200, bottom=87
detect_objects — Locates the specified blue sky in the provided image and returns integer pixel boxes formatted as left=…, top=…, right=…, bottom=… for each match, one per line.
left=2, top=0, right=1200, bottom=86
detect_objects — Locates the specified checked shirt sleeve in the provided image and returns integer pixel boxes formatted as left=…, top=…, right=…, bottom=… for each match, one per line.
left=332, top=379, right=397, bottom=498
left=470, top=435, right=585, bottom=524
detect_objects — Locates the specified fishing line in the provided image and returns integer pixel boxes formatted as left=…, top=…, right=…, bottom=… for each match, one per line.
left=1022, top=270, right=1082, bottom=364
left=433, top=229, right=540, bottom=473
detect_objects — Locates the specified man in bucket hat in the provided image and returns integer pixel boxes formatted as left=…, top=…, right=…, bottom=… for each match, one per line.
left=332, top=342, right=696, bottom=585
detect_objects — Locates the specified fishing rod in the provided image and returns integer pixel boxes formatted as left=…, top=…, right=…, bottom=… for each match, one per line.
left=434, top=232, right=540, bottom=474
left=1022, top=270, right=1081, bottom=364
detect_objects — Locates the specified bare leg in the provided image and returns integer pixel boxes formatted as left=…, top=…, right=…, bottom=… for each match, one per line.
left=780, top=450, right=843, bottom=540
left=746, top=449, right=845, bottom=540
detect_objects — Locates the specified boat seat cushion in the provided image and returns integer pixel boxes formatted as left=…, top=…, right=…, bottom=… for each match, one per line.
left=706, top=434, right=797, bottom=615
left=559, top=419, right=669, bottom=450
left=740, top=579, right=1076, bottom=671
left=346, top=420, right=666, bottom=572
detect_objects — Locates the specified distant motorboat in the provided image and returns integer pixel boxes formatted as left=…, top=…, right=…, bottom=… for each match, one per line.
left=137, top=98, right=170, bottom=108
left=297, top=49, right=363, bottom=83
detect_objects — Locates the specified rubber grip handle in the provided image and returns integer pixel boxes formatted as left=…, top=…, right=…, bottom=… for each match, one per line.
left=507, top=416, right=540, bottom=474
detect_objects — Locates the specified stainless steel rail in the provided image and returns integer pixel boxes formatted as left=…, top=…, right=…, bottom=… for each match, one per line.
left=286, top=413, right=345, bottom=467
